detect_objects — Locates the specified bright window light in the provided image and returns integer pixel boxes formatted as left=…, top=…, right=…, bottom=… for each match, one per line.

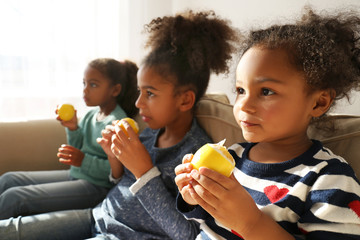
left=0, top=0, right=129, bottom=121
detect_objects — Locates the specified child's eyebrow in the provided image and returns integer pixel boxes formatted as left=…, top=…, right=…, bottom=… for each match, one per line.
left=256, top=77, right=284, bottom=84
left=236, top=77, right=285, bottom=84
left=84, top=78, right=101, bottom=83
left=139, top=85, right=159, bottom=91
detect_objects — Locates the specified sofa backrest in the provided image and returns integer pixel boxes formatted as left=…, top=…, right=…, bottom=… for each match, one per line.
left=0, top=93, right=359, bottom=178
left=195, top=94, right=360, bottom=177
left=0, top=119, right=69, bottom=174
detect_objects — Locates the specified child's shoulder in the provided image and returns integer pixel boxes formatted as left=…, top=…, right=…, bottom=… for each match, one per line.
left=314, top=142, right=358, bottom=178
left=228, top=142, right=252, bottom=158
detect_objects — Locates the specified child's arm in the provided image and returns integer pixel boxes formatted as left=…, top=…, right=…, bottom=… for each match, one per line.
left=110, top=121, right=153, bottom=179
left=189, top=167, right=294, bottom=240
left=97, top=124, right=124, bottom=179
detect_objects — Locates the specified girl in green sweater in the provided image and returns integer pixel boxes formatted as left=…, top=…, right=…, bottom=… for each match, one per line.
left=0, top=58, right=138, bottom=219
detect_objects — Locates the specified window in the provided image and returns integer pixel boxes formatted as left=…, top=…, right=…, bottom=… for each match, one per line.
left=0, top=0, right=129, bottom=121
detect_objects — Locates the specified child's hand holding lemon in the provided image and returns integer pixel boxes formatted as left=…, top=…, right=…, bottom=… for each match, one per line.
left=191, top=139, right=235, bottom=177
left=114, top=117, right=139, bottom=137
left=57, top=104, right=75, bottom=121
left=56, top=104, right=77, bottom=130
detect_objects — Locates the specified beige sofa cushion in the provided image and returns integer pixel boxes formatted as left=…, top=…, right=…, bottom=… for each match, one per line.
left=195, top=94, right=360, bottom=177
left=0, top=119, right=69, bottom=174
left=195, top=93, right=245, bottom=147
left=308, top=115, right=360, bottom=177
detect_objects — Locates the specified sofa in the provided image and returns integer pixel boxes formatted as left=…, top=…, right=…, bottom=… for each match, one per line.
left=1, top=93, right=359, bottom=178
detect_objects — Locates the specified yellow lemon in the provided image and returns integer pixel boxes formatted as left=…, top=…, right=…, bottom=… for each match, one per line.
left=58, top=104, right=75, bottom=121
left=191, top=140, right=235, bottom=177
left=116, top=118, right=139, bottom=137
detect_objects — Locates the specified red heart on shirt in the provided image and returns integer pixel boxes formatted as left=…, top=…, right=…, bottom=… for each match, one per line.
left=264, top=185, right=289, bottom=203
left=231, top=229, right=243, bottom=238
left=349, top=200, right=360, bottom=218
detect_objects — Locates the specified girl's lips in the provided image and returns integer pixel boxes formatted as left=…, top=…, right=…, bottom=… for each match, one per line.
left=141, top=115, right=151, bottom=122
left=241, top=121, right=258, bottom=127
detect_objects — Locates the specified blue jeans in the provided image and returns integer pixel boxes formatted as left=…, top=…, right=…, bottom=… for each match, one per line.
left=0, top=170, right=109, bottom=219
left=0, top=209, right=98, bottom=240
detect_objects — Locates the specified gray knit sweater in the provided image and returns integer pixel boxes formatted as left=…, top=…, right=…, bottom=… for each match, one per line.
left=92, top=119, right=211, bottom=239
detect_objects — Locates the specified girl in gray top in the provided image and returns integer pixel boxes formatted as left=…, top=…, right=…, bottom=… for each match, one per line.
left=0, top=10, right=239, bottom=240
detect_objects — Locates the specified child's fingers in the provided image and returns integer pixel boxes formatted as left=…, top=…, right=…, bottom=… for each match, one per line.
left=180, top=183, right=200, bottom=205
left=111, top=134, right=122, bottom=149
left=182, top=154, right=193, bottom=164
left=198, top=167, right=234, bottom=190
left=110, top=141, right=121, bottom=159
left=174, top=162, right=193, bottom=176
left=58, top=158, right=72, bottom=165
left=190, top=181, right=217, bottom=212
left=101, top=128, right=113, bottom=139
left=58, top=147, right=72, bottom=155
left=59, top=144, right=76, bottom=151
left=97, top=137, right=108, bottom=146
left=190, top=168, right=229, bottom=203
left=105, top=124, right=115, bottom=132
left=122, top=121, right=138, bottom=139
left=57, top=152, right=71, bottom=159
left=114, top=124, right=128, bottom=141
left=175, top=171, right=193, bottom=189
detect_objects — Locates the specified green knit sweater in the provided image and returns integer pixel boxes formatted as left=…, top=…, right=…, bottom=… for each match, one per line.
left=66, top=105, right=126, bottom=188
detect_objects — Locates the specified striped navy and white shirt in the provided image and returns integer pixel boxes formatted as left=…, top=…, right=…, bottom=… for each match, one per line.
left=178, top=140, right=360, bottom=240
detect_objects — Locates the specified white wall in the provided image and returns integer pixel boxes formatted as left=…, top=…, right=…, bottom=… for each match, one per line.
left=129, top=0, right=360, bottom=115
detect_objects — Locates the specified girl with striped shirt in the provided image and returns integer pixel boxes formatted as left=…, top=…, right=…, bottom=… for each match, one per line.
left=175, top=7, right=360, bottom=240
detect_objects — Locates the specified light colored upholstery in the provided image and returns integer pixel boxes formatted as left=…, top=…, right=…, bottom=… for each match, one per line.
left=0, top=93, right=359, bottom=178
left=0, top=119, right=69, bottom=174
left=195, top=93, right=245, bottom=147
left=308, top=115, right=360, bottom=176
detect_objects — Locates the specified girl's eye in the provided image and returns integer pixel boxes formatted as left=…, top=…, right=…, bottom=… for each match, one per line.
left=262, top=88, right=275, bottom=96
left=235, top=87, right=245, bottom=95
left=90, top=83, right=97, bottom=88
left=146, top=90, right=154, bottom=97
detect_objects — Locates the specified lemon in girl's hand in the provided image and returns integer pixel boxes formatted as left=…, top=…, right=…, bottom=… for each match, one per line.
left=57, top=104, right=75, bottom=121
left=116, top=118, right=139, bottom=137
left=191, top=139, right=235, bottom=177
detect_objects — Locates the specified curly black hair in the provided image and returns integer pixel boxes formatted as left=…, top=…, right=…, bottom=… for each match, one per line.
left=88, top=58, right=139, bottom=118
left=142, top=10, right=240, bottom=103
left=238, top=7, right=360, bottom=109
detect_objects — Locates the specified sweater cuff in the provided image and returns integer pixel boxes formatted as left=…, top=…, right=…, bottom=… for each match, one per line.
left=129, top=167, right=161, bottom=194
left=109, top=170, right=122, bottom=184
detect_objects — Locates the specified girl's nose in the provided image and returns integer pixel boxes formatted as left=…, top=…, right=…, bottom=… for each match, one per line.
left=237, top=94, right=256, bottom=114
left=83, top=84, right=89, bottom=94
left=135, top=93, right=144, bottom=109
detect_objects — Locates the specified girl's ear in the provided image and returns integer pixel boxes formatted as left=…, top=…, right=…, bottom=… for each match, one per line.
left=311, top=89, right=334, bottom=117
left=179, top=90, right=196, bottom=112
left=112, top=83, right=122, bottom=97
